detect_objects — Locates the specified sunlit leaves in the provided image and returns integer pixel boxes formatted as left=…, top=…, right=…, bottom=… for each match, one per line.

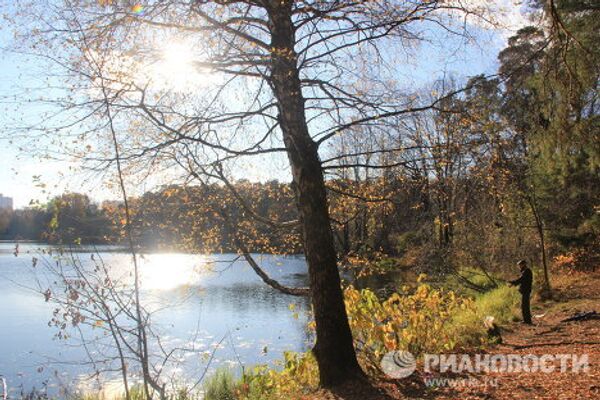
left=343, top=281, right=475, bottom=373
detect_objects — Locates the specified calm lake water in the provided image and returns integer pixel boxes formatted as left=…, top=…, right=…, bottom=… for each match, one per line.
left=0, top=242, right=312, bottom=397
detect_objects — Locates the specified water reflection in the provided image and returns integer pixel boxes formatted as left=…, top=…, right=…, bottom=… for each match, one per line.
left=0, top=243, right=312, bottom=397
left=138, top=253, right=211, bottom=290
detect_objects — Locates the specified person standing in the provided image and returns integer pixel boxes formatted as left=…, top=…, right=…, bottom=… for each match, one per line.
left=510, top=259, right=533, bottom=324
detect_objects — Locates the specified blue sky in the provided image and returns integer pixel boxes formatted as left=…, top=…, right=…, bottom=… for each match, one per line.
left=0, top=2, right=531, bottom=209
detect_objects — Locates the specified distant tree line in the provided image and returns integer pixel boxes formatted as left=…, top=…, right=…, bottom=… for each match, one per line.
left=0, top=206, right=50, bottom=241
left=0, top=183, right=301, bottom=251
left=0, top=193, right=113, bottom=244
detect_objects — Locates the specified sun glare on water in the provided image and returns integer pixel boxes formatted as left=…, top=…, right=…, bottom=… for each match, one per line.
left=140, top=253, right=208, bottom=290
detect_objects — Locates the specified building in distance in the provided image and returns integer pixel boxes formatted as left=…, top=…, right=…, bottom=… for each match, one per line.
left=0, top=194, right=14, bottom=211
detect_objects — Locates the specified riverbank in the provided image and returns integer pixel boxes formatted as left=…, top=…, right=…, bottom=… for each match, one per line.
left=307, top=269, right=600, bottom=400
left=9, top=247, right=598, bottom=399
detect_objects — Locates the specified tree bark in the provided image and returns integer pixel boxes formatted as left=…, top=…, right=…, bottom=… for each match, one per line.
left=527, top=194, right=551, bottom=292
left=267, top=2, right=364, bottom=387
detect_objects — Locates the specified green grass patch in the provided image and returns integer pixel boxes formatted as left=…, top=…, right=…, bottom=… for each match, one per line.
left=447, top=284, right=520, bottom=348
left=202, top=368, right=238, bottom=400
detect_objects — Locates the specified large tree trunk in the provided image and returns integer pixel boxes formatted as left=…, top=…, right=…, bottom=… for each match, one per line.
left=267, top=2, right=364, bottom=387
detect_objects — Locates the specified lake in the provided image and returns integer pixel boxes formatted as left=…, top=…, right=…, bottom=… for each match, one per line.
left=0, top=242, right=313, bottom=397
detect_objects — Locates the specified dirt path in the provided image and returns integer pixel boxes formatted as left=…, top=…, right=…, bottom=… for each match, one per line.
left=309, top=271, right=600, bottom=400
left=423, top=271, right=600, bottom=400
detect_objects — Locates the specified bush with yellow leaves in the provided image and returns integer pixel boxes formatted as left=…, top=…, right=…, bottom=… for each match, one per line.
left=344, top=276, right=475, bottom=375
left=236, top=351, right=318, bottom=399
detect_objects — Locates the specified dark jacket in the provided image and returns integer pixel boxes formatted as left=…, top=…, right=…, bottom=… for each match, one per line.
left=510, top=267, right=533, bottom=294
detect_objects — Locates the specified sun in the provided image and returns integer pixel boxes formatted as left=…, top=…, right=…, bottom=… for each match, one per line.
left=149, top=40, right=215, bottom=92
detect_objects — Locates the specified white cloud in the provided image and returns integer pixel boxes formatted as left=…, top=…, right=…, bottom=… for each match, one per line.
left=445, top=0, right=536, bottom=38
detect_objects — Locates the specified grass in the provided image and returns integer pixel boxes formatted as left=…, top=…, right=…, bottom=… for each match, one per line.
left=202, top=368, right=238, bottom=400
left=476, top=285, right=521, bottom=322
left=70, top=386, right=162, bottom=400
left=17, top=369, right=241, bottom=400
left=447, top=284, right=520, bottom=348
left=449, top=266, right=500, bottom=294
left=18, top=385, right=200, bottom=400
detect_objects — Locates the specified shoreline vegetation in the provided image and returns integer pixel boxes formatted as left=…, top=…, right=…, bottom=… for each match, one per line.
left=0, top=241, right=307, bottom=257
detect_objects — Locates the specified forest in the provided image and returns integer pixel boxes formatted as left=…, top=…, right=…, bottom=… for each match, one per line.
left=0, top=0, right=598, bottom=399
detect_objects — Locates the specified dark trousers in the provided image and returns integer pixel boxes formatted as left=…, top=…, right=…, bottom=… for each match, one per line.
left=521, top=291, right=532, bottom=324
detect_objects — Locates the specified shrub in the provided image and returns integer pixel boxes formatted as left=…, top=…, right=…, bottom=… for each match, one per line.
left=553, top=244, right=600, bottom=272
left=343, top=278, right=475, bottom=374
left=344, top=278, right=520, bottom=375
left=237, top=352, right=318, bottom=400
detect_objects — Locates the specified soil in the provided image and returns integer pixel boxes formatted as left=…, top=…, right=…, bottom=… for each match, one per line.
left=304, top=270, right=600, bottom=400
